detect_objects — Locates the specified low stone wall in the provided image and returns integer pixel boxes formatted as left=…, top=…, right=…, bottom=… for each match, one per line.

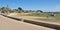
left=1, top=14, right=60, bottom=30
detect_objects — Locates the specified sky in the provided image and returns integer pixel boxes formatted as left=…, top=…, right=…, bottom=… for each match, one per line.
left=0, top=0, right=60, bottom=12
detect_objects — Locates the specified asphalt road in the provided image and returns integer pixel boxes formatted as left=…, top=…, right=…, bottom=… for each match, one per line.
left=0, top=15, right=55, bottom=30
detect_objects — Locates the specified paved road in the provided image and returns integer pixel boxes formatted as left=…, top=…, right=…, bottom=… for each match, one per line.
left=0, top=15, right=55, bottom=30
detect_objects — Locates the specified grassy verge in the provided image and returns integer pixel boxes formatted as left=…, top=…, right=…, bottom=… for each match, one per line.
left=17, top=13, right=60, bottom=23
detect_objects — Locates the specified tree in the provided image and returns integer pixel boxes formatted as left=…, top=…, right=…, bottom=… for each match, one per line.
left=13, top=9, right=18, bottom=13
left=36, top=10, right=43, bottom=13
left=18, top=7, right=22, bottom=10
left=18, top=7, right=24, bottom=13
left=0, top=7, right=10, bottom=14
left=1, top=7, right=5, bottom=10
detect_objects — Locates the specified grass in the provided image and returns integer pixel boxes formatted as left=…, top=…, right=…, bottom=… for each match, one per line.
left=26, top=13, right=48, bottom=17
left=17, top=13, right=60, bottom=23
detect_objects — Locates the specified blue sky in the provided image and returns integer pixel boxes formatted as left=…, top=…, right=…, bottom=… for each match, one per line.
left=0, top=0, right=60, bottom=12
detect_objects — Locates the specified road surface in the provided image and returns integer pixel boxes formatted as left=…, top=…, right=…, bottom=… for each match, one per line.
left=0, top=15, right=55, bottom=30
